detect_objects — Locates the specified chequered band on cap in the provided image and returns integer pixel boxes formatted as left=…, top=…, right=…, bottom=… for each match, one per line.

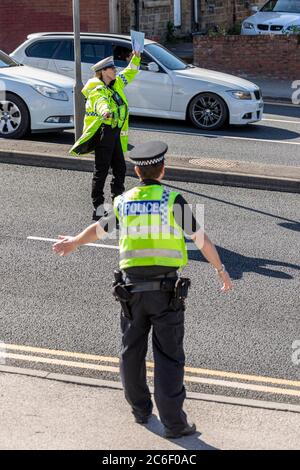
left=133, top=155, right=165, bottom=166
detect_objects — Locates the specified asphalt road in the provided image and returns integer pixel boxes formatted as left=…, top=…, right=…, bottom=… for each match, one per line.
left=129, top=103, right=300, bottom=167
left=0, top=164, right=299, bottom=405
left=0, top=103, right=299, bottom=167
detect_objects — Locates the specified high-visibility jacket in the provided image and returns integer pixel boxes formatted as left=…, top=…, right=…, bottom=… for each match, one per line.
left=70, top=55, right=140, bottom=156
left=114, top=185, right=188, bottom=270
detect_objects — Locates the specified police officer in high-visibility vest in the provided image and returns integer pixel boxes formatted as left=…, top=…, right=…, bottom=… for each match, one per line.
left=70, top=52, right=141, bottom=221
left=53, top=141, right=232, bottom=439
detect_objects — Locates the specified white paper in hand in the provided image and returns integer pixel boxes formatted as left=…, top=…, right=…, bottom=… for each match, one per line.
left=130, top=30, right=145, bottom=53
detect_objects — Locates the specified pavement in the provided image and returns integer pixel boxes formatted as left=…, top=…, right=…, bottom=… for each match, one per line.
left=0, top=366, right=299, bottom=450
left=0, top=138, right=299, bottom=193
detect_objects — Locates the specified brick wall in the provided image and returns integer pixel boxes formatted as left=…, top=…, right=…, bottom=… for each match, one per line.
left=193, top=35, right=300, bottom=81
left=127, top=0, right=172, bottom=43
left=0, top=0, right=110, bottom=53
left=199, top=0, right=265, bottom=31
left=119, top=1, right=267, bottom=41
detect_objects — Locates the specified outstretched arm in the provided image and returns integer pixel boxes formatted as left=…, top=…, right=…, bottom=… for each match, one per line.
left=191, top=229, right=233, bottom=292
left=116, top=52, right=141, bottom=89
left=52, top=222, right=105, bottom=256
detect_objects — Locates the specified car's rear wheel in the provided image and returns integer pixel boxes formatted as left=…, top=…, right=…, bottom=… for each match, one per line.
left=188, top=92, right=228, bottom=130
left=0, top=93, right=30, bottom=139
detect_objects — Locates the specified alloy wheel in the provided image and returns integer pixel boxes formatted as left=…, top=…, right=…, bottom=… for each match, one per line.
left=0, top=100, right=22, bottom=135
left=189, top=93, right=227, bottom=130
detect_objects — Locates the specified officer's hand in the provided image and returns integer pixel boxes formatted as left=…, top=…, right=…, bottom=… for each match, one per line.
left=133, top=50, right=141, bottom=58
left=102, top=111, right=111, bottom=119
left=52, top=236, right=78, bottom=257
left=218, top=271, right=233, bottom=293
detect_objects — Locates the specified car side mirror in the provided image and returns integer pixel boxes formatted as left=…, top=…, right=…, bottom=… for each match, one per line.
left=147, top=62, right=159, bottom=72
left=251, top=6, right=259, bottom=13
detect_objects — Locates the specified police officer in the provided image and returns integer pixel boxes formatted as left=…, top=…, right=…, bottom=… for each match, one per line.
left=53, top=141, right=232, bottom=439
left=70, top=52, right=141, bottom=221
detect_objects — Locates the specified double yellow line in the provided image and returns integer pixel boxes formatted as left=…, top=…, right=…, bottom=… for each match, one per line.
left=1, top=343, right=300, bottom=397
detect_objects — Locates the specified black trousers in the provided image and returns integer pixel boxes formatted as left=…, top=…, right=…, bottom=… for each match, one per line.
left=92, top=125, right=126, bottom=209
left=120, top=288, right=188, bottom=432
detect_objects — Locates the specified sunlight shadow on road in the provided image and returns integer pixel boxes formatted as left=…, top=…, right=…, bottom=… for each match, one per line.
left=143, top=415, right=218, bottom=450
left=188, top=246, right=300, bottom=281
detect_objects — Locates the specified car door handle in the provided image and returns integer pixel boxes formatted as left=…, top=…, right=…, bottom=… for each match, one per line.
left=60, top=66, right=73, bottom=71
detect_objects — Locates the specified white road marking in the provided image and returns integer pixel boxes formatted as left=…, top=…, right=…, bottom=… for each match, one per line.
left=27, top=236, right=194, bottom=248
left=264, top=101, right=299, bottom=108
left=131, top=127, right=300, bottom=146
left=27, top=236, right=119, bottom=250
left=263, top=118, right=300, bottom=124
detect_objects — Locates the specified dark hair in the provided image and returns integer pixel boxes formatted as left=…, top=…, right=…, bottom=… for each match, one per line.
left=136, top=162, right=164, bottom=180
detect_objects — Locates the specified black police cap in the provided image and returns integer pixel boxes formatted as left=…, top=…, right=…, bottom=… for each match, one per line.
left=128, top=141, right=168, bottom=166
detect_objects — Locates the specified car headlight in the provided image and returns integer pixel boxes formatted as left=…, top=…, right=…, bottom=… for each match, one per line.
left=32, top=85, right=69, bottom=101
left=243, top=22, right=255, bottom=30
left=227, top=90, right=252, bottom=100
left=285, top=25, right=300, bottom=32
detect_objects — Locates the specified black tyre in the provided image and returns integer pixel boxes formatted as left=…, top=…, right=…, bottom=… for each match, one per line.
left=0, top=92, right=30, bottom=139
left=188, top=92, right=228, bottom=131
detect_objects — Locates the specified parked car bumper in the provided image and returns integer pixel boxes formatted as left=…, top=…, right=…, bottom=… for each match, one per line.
left=26, top=87, right=74, bottom=131
left=224, top=95, right=264, bottom=125
left=241, top=26, right=285, bottom=35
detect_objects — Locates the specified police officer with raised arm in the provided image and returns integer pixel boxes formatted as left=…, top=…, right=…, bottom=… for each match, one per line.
left=53, top=141, right=232, bottom=439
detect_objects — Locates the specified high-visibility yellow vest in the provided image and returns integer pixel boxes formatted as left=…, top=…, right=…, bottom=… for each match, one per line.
left=70, top=55, right=140, bottom=156
left=114, top=185, right=188, bottom=270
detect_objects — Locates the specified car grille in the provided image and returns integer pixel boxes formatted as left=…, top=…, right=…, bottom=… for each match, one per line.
left=254, top=89, right=261, bottom=100
left=257, top=24, right=269, bottom=30
left=270, top=25, right=283, bottom=31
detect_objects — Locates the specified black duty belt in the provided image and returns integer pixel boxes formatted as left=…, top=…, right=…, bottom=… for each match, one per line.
left=126, top=279, right=177, bottom=294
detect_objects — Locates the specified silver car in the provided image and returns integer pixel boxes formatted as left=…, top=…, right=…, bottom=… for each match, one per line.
left=241, top=0, right=300, bottom=35
left=11, top=33, right=264, bottom=131
left=0, top=49, right=74, bottom=139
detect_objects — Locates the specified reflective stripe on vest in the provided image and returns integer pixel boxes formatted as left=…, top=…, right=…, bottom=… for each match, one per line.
left=120, top=249, right=183, bottom=261
left=129, top=62, right=139, bottom=70
left=118, top=73, right=128, bottom=86
left=120, top=225, right=181, bottom=238
left=85, top=111, right=100, bottom=117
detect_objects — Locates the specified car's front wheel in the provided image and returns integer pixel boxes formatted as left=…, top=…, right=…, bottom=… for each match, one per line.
left=0, top=93, right=30, bottom=139
left=188, top=92, right=228, bottom=131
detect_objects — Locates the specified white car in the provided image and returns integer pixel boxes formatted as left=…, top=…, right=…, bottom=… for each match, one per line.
left=0, top=49, right=74, bottom=139
left=11, top=32, right=264, bottom=131
left=241, top=0, right=300, bottom=35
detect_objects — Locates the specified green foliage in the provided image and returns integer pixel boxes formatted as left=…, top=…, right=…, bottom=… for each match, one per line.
left=283, top=25, right=300, bottom=44
left=227, top=23, right=242, bottom=35
left=166, top=21, right=176, bottom=43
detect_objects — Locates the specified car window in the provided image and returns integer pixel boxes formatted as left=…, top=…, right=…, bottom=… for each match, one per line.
left=0, top=50, right=19, bottom=67
left=140, top=51, right=162, bottom=71
left=145, top=44, right=187, bottom=70
left=112, top=44, right=132, bottom=67
left=26, top=40, right=61, bottom=59
left=54, top=40, right=74, bottom=61
left=81, top=41, right=106, bottom=64
left=261, top=0, right=300, bottom=13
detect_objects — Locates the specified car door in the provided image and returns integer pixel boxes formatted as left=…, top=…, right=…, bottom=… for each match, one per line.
left=24, top=40, right=61, bottom=72
left=53, top=39, right=109, bottom=83
left=52, top=40, right=75, bottom=79
left=80, top=40, right=108, bottom=83
left=110, top=42, right=173, bottom=112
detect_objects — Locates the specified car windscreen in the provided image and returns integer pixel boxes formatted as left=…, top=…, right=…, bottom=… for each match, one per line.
left=260, top=0, right=300, bottom=13
left=145, top=44, right=187, bottom=70
left=0, top=51, right=19, bottom=68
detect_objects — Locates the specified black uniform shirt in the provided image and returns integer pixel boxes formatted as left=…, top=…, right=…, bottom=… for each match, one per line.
left=99, top=179, right=201, bottom=277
